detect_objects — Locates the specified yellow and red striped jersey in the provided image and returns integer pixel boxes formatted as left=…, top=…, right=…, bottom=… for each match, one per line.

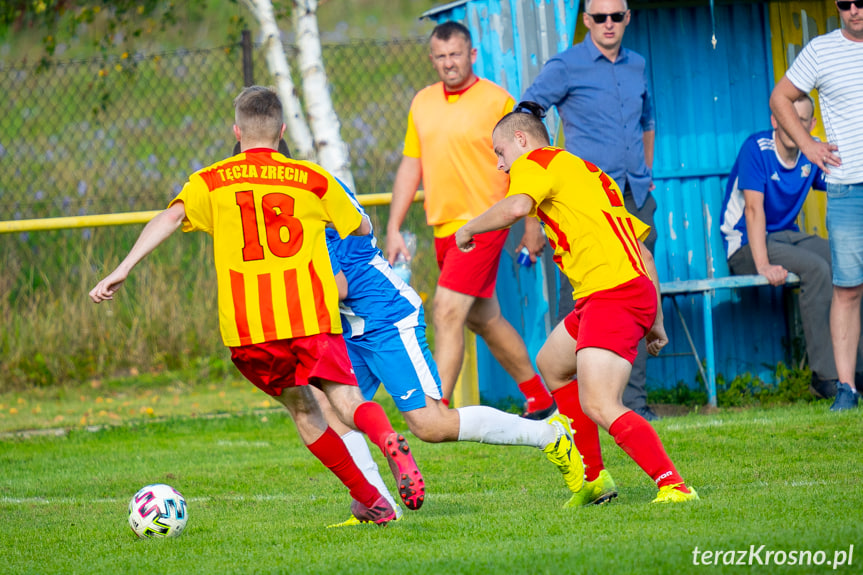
left=506, top=147, right=651, bottom=300
left=403, top=79, right=514, bottom=237
left=169, top=148, right=362, bottom=347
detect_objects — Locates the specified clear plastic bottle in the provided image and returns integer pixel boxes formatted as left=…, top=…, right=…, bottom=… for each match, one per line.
left=392, top=230, right=416, bottom=284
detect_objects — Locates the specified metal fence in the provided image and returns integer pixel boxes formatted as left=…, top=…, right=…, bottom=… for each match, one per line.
left=0, top=36, right=435, bottom=222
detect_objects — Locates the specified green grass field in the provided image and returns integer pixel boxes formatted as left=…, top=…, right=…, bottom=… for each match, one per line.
left=2, top=384, right=861, bottom=575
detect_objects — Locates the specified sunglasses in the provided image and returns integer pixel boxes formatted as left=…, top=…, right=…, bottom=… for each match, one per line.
left=587, top=11, right=627, bottom=24
left=836, top=0, right=863, bottom=9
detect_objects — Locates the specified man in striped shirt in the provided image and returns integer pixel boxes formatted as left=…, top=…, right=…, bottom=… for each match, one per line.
left=89, top=86, right=425, bottom=524
left=770, top=0, right=863, bottom=410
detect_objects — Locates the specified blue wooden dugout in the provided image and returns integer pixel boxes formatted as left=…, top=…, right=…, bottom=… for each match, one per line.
left=421, top=0, right=822, bottom=406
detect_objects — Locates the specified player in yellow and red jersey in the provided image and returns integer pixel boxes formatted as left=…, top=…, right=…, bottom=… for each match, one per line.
left=456, top=102, right=698, bottom=505
left=90, top=86, right=425, bottom=524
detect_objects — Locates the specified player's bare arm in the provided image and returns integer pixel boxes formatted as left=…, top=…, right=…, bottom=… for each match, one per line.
left=386, top=155, right=422, bottom=264
left=456, top=194, right=535, bottom=252
left=639, top=240, right=668, bottom=356
left=351, top=214, right=372, bottom=237
left=334, top=271, right=349, bottom=300
left=89, top=202, right=187, bottom=303
left=326, top=213, right=370, bottom=236
left=770, top=77, right=839, bottom=172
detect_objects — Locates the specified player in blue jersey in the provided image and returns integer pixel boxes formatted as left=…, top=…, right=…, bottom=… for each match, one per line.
left=318, top=181, right=587, bottom=526
left=719, top=94, right=862, bottom=399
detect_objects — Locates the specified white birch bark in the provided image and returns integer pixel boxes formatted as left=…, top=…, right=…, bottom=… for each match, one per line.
left=293, top=0, right=356, bottom=189
left=239, top=0, right=315, bottom=160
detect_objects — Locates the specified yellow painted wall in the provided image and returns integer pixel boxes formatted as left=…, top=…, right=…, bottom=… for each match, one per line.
left=769, top=0, right=842, bottom=238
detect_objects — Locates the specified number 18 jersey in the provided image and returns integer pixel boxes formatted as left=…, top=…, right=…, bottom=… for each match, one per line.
left=169, top=148, right=362, bottom=347
left=507, top=147, right=651, bottom=300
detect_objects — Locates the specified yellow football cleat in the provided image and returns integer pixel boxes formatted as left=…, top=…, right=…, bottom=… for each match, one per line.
left=326, top=515, right=364, bottom=529
left=543, top=414, right=585, bottom=493
left=563, top=469, right=618, bottom=508
left=326, top=502, right=404, bottom=528
left=651, top=484, right=700, bottom=504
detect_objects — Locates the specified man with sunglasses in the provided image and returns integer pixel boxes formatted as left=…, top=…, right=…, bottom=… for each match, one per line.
left=770, top=0, right=863, bottom=411
left=521, top=0, right=659, bottom=422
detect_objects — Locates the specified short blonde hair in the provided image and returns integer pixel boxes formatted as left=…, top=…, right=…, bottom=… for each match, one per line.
left=494, top=102, right=550, bottom=145
left=233, top=86, right=283, bottom=143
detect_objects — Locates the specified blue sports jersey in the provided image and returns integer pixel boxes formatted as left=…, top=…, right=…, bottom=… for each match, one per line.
left=325, top=182, right=424, bottom=339
left=720, top=130, right=826, bottom=258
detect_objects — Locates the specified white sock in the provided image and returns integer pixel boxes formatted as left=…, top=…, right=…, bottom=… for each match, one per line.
left=456, top=405, right=557, bottom=448
left=341, top=430, right=401, bottom=516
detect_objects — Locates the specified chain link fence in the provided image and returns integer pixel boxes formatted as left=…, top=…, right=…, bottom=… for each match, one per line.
left=0, top=37, right=436, bottom=222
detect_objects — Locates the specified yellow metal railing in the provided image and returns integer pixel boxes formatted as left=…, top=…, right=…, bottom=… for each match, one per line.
left=0, top=192, right=424, bottom=234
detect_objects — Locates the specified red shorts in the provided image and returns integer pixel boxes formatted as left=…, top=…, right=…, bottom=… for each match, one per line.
left=563, top=276, right=657, bottom=364
left=435, top=228, right=509, bottom=298
left=229, top=333, right=357, bottom=397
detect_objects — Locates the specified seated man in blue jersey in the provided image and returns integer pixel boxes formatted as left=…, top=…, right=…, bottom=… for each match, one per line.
left=318, top=181, right=586, bottom=526
left=719, top=94, right=862, bottom=400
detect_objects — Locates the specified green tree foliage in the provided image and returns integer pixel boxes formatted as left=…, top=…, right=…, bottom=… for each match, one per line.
left=0, top=1, right=252, bottom=64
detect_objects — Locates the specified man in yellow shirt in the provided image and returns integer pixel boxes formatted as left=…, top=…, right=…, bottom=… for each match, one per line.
left=90, top=86, right=425, bottom=524
left=386, top=21, right=553, bottom=417
left=456, top=103, right=697, bottom=505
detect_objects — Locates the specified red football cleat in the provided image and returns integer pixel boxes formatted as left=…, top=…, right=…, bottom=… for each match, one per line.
left=384, top=433, right=425, bottom=510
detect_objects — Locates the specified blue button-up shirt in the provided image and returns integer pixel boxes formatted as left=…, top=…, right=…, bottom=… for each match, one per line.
left=522, top=36, right=655, bottom=208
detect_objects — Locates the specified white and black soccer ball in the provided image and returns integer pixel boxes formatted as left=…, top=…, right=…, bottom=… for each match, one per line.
left=128, top=484, right=188, bottom=539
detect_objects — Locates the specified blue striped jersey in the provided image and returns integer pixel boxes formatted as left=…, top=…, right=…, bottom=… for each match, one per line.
left=720, top=130, right=826, bottom=258
left=325, top=181, right=424, bottom=340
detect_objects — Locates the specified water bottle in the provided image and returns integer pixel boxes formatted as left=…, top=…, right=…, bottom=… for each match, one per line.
left=517, top=246, right=532, bottom=267
left=392, top=230, right=416, bottom=284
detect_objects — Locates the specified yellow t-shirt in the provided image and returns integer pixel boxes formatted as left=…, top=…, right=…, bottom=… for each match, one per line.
left=403, top=79, right=514, bottom=237
left=507, top=147, right=651, bottom=300
left=169, top=149, right=362, bottom=347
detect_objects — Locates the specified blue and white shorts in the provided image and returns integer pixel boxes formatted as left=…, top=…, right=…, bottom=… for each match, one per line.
left=827, top=182, right=863, bottom=287
left=345, top=310, right=442, bottom=412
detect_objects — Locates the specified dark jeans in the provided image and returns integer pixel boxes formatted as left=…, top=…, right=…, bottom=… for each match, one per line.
left=557, top=187, right=657, bottom=410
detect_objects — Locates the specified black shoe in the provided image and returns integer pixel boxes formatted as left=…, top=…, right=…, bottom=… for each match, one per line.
left=521, top=400, right=558, bottom=420
left=810, top=377, right=838, bottom=399
left=633, top=405, right=661, bottom=422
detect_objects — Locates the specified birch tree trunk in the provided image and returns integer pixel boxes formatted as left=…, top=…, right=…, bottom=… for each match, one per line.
left=239, top=0, right=315, bottom=160
left=293, top=0, right=355, bottom=189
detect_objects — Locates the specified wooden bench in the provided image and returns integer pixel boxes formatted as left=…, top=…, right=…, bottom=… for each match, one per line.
left=659, top=273, right=800, bottom=406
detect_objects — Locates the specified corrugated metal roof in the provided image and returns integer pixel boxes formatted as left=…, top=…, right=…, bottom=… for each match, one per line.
left=420, top=0, right=471, bottom=19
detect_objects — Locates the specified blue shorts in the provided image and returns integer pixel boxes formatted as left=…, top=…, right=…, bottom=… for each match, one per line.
left=344, top=309, right=442, bottom=412
left=827, top=182, right=863, bottom=287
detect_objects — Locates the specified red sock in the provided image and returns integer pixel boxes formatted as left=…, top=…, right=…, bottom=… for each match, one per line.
left=608, top=411, right=689, bottom=493
left=518, top=374, right=554, bottom=412
left=353, top=401, right=396, bottom=455
left=551, top=380, right=604, bottom=481
left=306, top=427, right=379, bottom=506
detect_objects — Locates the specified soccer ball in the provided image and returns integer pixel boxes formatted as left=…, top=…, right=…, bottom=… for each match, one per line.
left=128, top=484, right=188, bottom=539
